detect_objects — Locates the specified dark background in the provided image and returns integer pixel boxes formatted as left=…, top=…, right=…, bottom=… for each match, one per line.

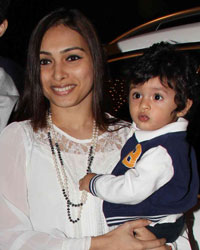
left=1, top=0, right=200, bottom=66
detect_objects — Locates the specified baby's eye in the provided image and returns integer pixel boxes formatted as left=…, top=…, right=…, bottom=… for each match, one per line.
left=154, top=94, right=163, bottom=100
left=132, top=92, right=141, bottom=99
left=67, top=55, right=81, bottom=61
left=40, top=59, right=51, bottom=65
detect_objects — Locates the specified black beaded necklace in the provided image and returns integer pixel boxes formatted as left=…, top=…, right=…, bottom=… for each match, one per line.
left=47, top=112, right=98, bottom=223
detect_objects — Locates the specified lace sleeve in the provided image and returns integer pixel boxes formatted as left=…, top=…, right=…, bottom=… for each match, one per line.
left=0, top=122, right=91, bottom=250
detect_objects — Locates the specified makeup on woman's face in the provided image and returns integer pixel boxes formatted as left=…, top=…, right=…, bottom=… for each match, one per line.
left=40, top=24, right=94, bottom=112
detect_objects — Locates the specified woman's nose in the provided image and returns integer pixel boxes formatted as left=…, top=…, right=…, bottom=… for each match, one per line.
left=53, top=63, right=68, bottom=81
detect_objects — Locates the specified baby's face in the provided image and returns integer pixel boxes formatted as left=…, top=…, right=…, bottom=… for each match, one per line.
left=129, top=77, right=178, bottom=131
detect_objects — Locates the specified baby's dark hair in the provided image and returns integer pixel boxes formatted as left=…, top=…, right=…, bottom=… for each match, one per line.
left=125, top=42, right=200, bottom=119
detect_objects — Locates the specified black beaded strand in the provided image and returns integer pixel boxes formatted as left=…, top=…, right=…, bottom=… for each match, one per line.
left=55, top=142, right=84, bottom=206
left=48, top=131, right=83, bottom=223
left=47, top=111, right=98, bottom=224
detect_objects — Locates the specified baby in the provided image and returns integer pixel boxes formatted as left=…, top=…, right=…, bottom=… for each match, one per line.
left=79, top=42, right=200, bottom=244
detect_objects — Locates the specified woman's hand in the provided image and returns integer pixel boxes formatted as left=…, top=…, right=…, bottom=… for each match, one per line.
left=135, top=227, right=171, bottom=250
left=90, top=219, right=166, bottom=250
left=79, top=173, right=97, bottom=192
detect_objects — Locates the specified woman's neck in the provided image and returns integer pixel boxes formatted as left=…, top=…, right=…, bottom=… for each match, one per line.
left=51, top=107, right=95, bottom=139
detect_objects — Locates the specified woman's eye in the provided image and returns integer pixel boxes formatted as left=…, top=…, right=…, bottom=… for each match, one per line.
left=154, top=94, right=163, bottom=100
left=67, top=55, right=81, bottom=61
left=132, top=92, right=141, bottom=99
left=40, top=59, right=51, bottom=65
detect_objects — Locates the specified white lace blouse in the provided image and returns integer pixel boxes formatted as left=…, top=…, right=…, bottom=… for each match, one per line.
left=0, top=120, right=131, bottom=250
left=0, top=121, right=192, bottom=250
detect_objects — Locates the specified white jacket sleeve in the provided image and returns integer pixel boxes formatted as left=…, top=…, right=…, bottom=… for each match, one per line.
left=0, top=123, right=91, bottom=250
left=0, top=68, right=19, bottom=133
left=90, top=146, right=174, bottom=204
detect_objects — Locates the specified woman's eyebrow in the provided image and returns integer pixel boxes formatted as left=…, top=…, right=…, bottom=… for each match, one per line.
left=60, top=47, right=85, bottom=54
left=40, top=46, right=85, bottom=55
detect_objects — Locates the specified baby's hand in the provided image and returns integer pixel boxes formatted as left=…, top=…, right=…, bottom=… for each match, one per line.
left=79, top=173, right=97, bottom=192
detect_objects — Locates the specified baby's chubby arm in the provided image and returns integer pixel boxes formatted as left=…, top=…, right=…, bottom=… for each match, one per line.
left=79, top=173, right=97, bottom=192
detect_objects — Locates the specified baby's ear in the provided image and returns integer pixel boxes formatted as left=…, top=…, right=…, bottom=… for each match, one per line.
left=0, top=19, right=8, bottom=37
left=177, top=99, right=193, bottom=117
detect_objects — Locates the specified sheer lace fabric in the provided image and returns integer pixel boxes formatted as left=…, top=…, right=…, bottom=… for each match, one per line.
left=0, top=120, right=130, bottom=250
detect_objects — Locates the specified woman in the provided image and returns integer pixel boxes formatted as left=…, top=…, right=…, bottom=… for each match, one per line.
left=0, top=8, right=184, bottom=249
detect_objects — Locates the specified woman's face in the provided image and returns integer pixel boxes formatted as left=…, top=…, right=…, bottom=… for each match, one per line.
left=39, top=24, right=94, bottom=112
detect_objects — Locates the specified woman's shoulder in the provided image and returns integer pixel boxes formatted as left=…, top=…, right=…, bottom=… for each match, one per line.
left=104, top=114, right=132, bottom=145
left=109, top=120, right=131, bottom=132
left=106, top=113, right=131, bottom=131
left=4, top=120, right=32, bottom=129
left=0, top=120, right=33, bottom=138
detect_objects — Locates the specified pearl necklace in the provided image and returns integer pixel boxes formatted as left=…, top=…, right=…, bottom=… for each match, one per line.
left=47, top=111, right=99, bottom=223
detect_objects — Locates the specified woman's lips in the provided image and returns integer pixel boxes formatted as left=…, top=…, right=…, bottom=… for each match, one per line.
left=52, top=84, right=75, bottom=95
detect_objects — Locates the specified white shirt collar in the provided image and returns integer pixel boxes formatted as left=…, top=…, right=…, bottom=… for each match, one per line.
left=132, top=117, right=188, bottom=143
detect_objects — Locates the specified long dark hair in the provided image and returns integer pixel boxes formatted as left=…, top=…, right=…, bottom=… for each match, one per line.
left=16, top=8, right=117, bottom=131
